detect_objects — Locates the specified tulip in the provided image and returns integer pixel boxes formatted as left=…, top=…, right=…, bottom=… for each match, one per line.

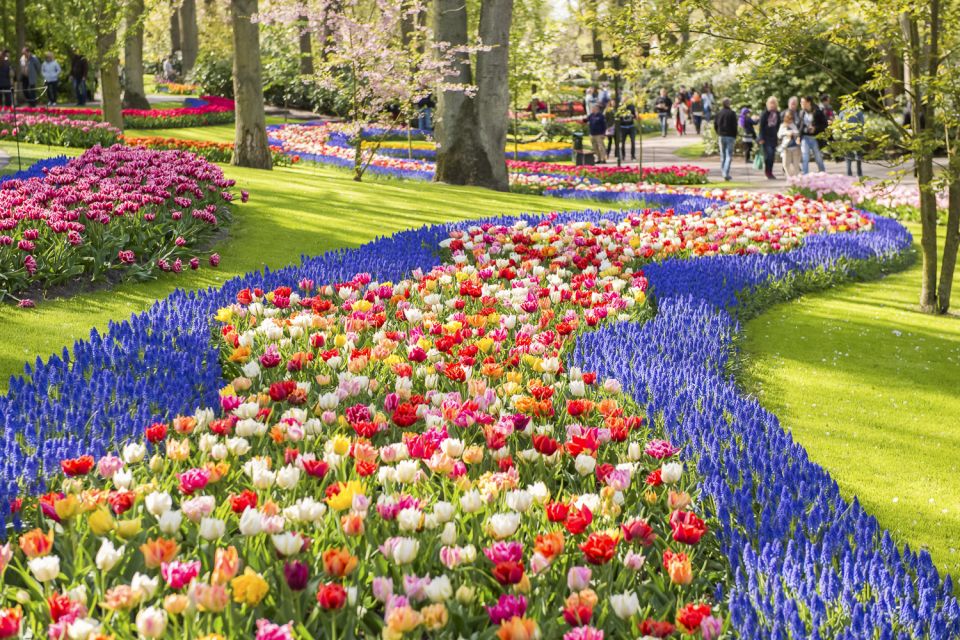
left=135, top=606, right=168, bottom=638
left=95, top=539, right=124, bottom=572
left=28, top=556, right=60, bottom=582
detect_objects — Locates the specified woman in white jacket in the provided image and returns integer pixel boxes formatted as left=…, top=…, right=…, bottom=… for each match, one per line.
left=778, top=111, right=802, bottom=177
left=41, top=52, right=61, bottom=105
left=672, top=93, right=689, bottom=135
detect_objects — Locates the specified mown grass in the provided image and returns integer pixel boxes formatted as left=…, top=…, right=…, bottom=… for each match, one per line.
left=741, top=221, right=960, bottom=582
left=0, top=141, right=600, bottom=390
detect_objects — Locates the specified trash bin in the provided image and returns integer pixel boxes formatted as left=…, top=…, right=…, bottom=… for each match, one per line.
left=573, top=132, right=595, bottom=166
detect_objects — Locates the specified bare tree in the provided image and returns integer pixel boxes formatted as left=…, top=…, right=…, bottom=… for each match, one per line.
left=123, top=0, right=151, bottom=109
left=97, top=27, right=123, bottom=129
left=170, top=2, right=181, bottom=54
left=298, top=13, right=313, bottom=75
left=231, top=0, right=272, bottom=169
left=14, top=0, right=24, bottom=53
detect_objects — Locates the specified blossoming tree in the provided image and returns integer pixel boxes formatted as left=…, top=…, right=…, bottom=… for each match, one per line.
left=259, top=0, right=478, bottom=182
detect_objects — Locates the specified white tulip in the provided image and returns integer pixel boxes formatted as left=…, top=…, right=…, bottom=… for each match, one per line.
left=239, top=507, right=263, bottom=536
left=459, top=490, right=483, bottom=513
left=440, top=522, right=457, bottom=546
left=131, top=572, right=159, bottom=600
left=145, top=491, right=172, bottom=517
left=661, top=462, right=683, bottom=484
left=95, top=539, right=123, bottom=572
left=199, top=517, right=226, bottom=541
left=28, top=556, right=60, bottom=582
left=158, top=510, right=183, bottom=535
left=135, top=606, right=168, bottom=638
left=575, top=453, right=597, bottom=476
left=425, top=575, right=453, bottom=602
left=610, top=591, right=641, bottom=619
left=271, top=532, right=302, bottom=556
left=276, top=465, right=301, bottom=490
left=122, top=443, right=145, bottom=464
left=391, top=538, right=419, bottom=565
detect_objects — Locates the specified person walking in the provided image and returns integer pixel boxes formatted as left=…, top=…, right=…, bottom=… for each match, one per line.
left=781, top=96, right=801, bottom=130
left=739, top=107, right=757, bottom=163
left=0, top=50, right=12, bottom=108
left=586, top=103, right=607, bottom=164
left=799, top=95, right=828, bottom=173
left=604, top=100, right=619, bottom=160
left=19, top=47, right=41, bottom=107
left=618, top=100, right=637, bottom=160
left=714, top=98, right=737, bottom=181
left=690, top=91, right=704, bottom=134
left=778, top=111, right=801, bottom=178
left=757, top=96, right=782, bottom=180
left=584, top=86, right=597, bottom=114
left=673, top=92, right=689, bottom=135
left=41, top=52, right=61, bottom=106
left=416, top=93, right=435, bottom=131
left=841, top=107, right=865, bottom=178
left=654, top=88, right=672, bottom=137
left=701, top=85, right=715, bottom=121
left=70, top=53, right=88, bottom=106
left=819, top=94, right=835, bottom=124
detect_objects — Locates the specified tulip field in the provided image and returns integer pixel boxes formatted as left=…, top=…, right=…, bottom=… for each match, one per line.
left=0, top=118, right=957, bottom=640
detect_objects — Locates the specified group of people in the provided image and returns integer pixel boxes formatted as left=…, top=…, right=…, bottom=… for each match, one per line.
left=584, top=96, right=639, bottom=164
left=713, top=93, right=863, bottom=181
left=653, top=85, right=715, bottom=136
left=0, top=47, right=88, bottom=107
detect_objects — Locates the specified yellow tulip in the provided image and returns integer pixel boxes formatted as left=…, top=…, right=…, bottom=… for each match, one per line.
left=88, top=508, right=116, bottom=536
left=231, top=568, right=269, bottom=606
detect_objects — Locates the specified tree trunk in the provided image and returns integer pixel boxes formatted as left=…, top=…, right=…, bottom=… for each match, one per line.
left=231, top=0, right=272, bottom=169
left=14, top=0, right=24, bottom=54
left=97, top=29, right=124, bottom=131
left=938, top=149, right=960, bottom=314
left=180, top=0, right=199, bottom=77
left=433, top=0, right=495, bottom=188
left=475, top=0, right=512, bottom=191
left=901, top=11, right=937, bottom=312
left=123, top=0, right=151, bottom=109
left=170, top=3, right=181, bottom=54
left=298, top=13, right=313, bottom=76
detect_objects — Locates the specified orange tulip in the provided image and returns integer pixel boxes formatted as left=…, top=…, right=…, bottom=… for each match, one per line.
left=18, top=528, right=54, bottom=558
left=212, top=546, right=240, bottom=584
left=322, top=547, right=358, bottom=578
left=140, top=537, right=179, bottom=569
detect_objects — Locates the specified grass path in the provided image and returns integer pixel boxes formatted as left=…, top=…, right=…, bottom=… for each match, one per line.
left=741, top=222, right=960, bottom=581
left=0, top=141, right=598, bottom=390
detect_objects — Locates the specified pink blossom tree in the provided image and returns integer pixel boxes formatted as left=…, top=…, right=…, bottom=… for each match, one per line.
left=258, top=0, right=479, bottom=181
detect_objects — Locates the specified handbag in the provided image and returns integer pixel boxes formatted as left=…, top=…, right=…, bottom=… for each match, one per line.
left=753, top=151, right=764, bottom=170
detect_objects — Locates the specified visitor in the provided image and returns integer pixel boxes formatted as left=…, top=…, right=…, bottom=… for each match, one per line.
left=416, top=93, right=435, bottom=131
left=654, top=88, right=671, bottom=137
left=0, top=50, right=12, bottom=108
left=820, top=93, right=835, bottom=123
left=781, top=96, right=801, bottom=130
left=842, top=107, right=865, bottom=178
left=585, top=86, right=600, bottom=114
left=598, top=83, right=611, bottom=108
left=528, top=96, right=547, bottom=114
left=41, top=52, right=60, bottom=106
left=678, top=85, right=690, bottom=102
left=714, top=97, right=737, bottom=181
left=585, top=103, right=607, bottom=164
left=690, top=91, right=704, bottom=134
left=70, top=53, right=88, bottom=106
left=739, top=107, right=756, bottom=163
left=800, top=95, right=828, bottom=173
left=604, top=99, right=619, bottom=160
left=778, top=110, right=801, bottom=178
left=701, top=84, right=714, bottom=121
left=673, top=92, right=688, bottom=135
left=163, top=55, right=176, bottom=82
left=618, top=99, right=637, bottom=160
left=19, top=47, right=41, bottom=107
left=757, top=96, right=782, bottom=180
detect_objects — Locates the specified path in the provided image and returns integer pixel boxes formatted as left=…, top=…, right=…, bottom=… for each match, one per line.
left=609, top=131, right=918, bottom=193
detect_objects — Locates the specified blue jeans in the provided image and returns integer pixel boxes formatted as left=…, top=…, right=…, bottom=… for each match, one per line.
left=417, top=107, right=432, bottom=131
left=658, top=113, right=669, bottom=136
left=801, top=135, right=826, bottom=173
left=73, top=78, right=87, bottom=105
left=719, top=135, right=735, bottom=178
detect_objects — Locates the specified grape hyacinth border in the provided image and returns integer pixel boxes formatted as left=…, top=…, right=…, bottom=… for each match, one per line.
left=0, top=188, right=956, bottom=637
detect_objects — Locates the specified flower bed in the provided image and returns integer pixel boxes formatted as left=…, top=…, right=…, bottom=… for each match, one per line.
left=0, top=185, right=946, bottom=638
left=787, top=172, right=948, bottom=221
left=0, top=145, right=236, bottom=304
left=122, top=136, right=298, bottom=167
left=4, top=97, right=235, bottom=129
left=0, top=113, right=120, bottom=147
left=154, top=81, right=201, bottom=95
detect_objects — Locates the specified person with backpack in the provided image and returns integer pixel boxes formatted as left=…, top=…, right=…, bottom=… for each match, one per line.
left=654, top=88, right=672, bottom=137
left=800, top=95, right=828, bottom=173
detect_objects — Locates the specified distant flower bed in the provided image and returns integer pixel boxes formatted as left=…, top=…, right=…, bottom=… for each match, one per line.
left=0, top=145, right=237, bottom=304
left=0, top=113, right=120, bottom=147
left=154, top=81, right=200, bottom=95
left=4, top=96, right=235, bottom=129
left=787, top=172, right=947, bottom=221
left=507, top=161, right=710, bottom=192
left=122, top=136, right=298, bottom=167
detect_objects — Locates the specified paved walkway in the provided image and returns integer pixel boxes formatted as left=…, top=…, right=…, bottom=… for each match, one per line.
left=607, top=131, right=917, bottom=193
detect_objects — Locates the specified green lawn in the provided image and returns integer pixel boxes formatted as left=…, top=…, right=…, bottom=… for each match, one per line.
left=1, top=143, right=83, bottom=175
left=0, top=142, right=598, bottom=390
left=675, top=142, right=706, bottom=159
left=741, top=222, right=960, bottom=581
left=126, top=116, right=290, bottom=143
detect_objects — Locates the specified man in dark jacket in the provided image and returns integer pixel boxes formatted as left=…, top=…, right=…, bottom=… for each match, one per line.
left=799, top=95, right=828, bottom=173
left=654, top=88, right=672, bottom=137
left=714, top=98, right=737, bottom=180
left=70, top=53, right=88, bottom=106
left=585, top=104, right=607, bottom=163
left=757, top=96, right=783, bottom=180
